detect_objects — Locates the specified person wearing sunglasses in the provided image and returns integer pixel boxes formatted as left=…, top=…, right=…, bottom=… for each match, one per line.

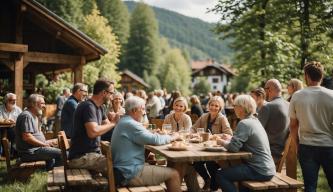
left=61, top=83, right=88, bottom=138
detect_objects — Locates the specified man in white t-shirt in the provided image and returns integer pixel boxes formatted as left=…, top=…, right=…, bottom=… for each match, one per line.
left=289, top=61, right=333, bottom=192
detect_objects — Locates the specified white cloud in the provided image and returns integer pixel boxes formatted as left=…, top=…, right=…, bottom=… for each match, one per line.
left=126, top=0, right=220, bottom=23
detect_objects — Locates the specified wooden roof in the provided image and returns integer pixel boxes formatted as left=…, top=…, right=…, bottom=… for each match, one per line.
left=21, top=0, right=107, bottom=61
left=121, top=69, right=150, bottom=88
left=192, top=61, right=236, bottom=77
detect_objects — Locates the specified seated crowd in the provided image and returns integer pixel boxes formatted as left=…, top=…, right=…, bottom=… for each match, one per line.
left=0, top=61, right=332, bottom=192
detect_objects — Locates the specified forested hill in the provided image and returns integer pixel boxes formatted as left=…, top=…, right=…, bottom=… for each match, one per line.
left=124, top=1, right=232, bottom=61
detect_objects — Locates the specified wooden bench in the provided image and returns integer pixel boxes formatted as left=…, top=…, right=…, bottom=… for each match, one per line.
left=100, top=141, right=165, bottom=192
left=57, top=131, right=108, bottom=190
left=241, top=172, right=303, bottom=191
left=2, top=138, right=45, bottom=181
left=47, top=166, right=65, bottom=192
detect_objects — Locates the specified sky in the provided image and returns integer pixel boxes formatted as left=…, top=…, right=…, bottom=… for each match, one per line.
left=126, top=0, right=220, bottom=23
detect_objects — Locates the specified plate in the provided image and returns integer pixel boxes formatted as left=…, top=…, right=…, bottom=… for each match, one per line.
left=167, top=146, right=188, bottom=151
left=203, top=146, right=227, bottom=152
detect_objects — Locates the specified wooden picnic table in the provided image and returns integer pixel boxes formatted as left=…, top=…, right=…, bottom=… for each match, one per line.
left=145, top=143, right=252, bottom=184
left=0, top=122, right=15, bottom=139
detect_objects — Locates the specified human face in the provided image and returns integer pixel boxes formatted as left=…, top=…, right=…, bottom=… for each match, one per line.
left=103, top=85, right=115, bottom=104
left=208, top=101, right=220, bottom=115
left=233, top=104, right=244, bottom=119
left=287, top=83, right=294, bottom=95
left=35, top=98, right=46, bottom=115
left=6, top=96, right=16, bottom=110
left=173, top=101, right=185, bottom=113
left=112, top=95, right=123, bottom=106
left=79, top=87, right=88, bottom=101
left=133, top=105, right=145, bottom=122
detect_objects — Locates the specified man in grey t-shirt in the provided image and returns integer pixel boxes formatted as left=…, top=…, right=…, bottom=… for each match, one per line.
left=15, top=94, right=62, bottom=170
left=259, top=79, right=289, bottom=163
left=289, top=61, right=333, bottom=191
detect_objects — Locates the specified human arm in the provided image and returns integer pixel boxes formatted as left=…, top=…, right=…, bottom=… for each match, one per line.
left=289, top=118, right=299, bottom=146
left=258, top=104, right=269, bottom=128
left=222, top=121, right=251, bottom=152
left=22, top=132, right=49, bottom=147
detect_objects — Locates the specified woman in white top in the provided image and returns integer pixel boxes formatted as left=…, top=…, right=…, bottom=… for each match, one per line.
left=163, top=97, right=191, bottom=132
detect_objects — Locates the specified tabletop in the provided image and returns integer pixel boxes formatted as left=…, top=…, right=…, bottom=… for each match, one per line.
left=145, top=143, right=252, bottom=163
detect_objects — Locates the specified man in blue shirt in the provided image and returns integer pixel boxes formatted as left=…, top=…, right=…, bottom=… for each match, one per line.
left=61, top=83, right=87, bottom=138
left=112, top=96, right=182, bottom=192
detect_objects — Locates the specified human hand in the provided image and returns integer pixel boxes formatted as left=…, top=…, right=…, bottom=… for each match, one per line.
left=216, top=138, right=230, bottom=147
left=221, top=134, right=232, bottom=141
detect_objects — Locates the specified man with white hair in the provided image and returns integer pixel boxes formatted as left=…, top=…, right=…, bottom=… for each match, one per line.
left=111, top=96, right=182, bottom=192
left=259, top=79, right=290, bottom=163
left=15, top=94, right=62, bottom=170
left=0, top=93, right=22, bottom=156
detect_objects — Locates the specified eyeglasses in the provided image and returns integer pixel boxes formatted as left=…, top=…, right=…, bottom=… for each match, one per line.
left=80, top=89, right=88, bottom=93
left=264, top=87, right=270, bottom=90
left=8, top=99, right=16, bottom=102
left=104, top=90, right=114, bottom=95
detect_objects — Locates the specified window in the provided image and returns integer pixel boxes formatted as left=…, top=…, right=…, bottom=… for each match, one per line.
left=213, top=85, right=217, bottom=90
left=212, top=78, right=219, bottom=83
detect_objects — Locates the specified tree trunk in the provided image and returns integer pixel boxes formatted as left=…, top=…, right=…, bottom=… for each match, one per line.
left=299, top=0, right=310, bottom=69
left=259, top=0, right=269, bottom=76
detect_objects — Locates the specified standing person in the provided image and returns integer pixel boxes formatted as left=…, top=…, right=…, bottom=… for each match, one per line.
left=146, top=92, right=162, bottom=119
left=216, top=95, right=276, bottom=192
left=286, top=78, right=303, bottom=102
left=321, top=68, right=333, bottom=90
left=15, top=94, right=62, bottom=170
left=259, top=79, right=290, bottom=163
left=289, top=61, right=333, bottom=192
left=68, top=79, right=117, bottom=174
left=250, top=87, right=267, bottom=113
left=111, top=96, right=182, bottom=191
left=61, top=83, right=88, bottom=138
left=0, top=93, right=22, bottom=156
left=54, top=88, right=71, bottom=137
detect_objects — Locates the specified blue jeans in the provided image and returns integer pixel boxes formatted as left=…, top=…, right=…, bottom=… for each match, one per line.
left=216, top=164, right=273, bottom=192
left=20, top=147, right=62, bottom=170
left=299, top=144, right=333, bottom=192
left=193, top=161, right=220, bottom=190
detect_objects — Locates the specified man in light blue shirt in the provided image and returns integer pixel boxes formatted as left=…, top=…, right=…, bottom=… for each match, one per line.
left=112, top=96, right=181, bottom=192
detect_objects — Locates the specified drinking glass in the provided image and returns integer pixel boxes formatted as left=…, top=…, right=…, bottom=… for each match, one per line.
left=162, top=124, right=172, bottom=134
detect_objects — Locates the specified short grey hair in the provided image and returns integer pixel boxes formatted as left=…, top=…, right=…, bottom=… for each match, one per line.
left=234, top=95, right=257, bottom=116
left=125, top=96, right=145, bottom=114
left=4, top=93, right=16, bottom=103
left=26, top=94, right=44, bottom=108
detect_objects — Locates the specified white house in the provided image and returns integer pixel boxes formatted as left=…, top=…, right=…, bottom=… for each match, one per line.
left=191, top=59, right=235, bottom=93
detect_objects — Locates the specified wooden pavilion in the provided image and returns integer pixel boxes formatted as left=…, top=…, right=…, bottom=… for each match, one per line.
left=0, top=0, right=107, bottom=108
left=120, top=69, right=150, bottom=92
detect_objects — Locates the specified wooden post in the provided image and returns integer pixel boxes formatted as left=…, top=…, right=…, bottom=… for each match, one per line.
left=14, top=54, right=24, bottom=108
left=286, top=137, right=297, bottom=179
left=74, top=56, right=85, bottom=83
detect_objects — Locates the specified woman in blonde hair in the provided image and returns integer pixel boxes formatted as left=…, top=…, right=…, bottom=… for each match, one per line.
left=163, top=97, right=191, bottom=131
left=192, top=96, right=233, bottom=191
left=287, top=78, right=303, bottom=102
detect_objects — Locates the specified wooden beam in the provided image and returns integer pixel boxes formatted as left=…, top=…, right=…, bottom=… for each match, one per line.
left=14, top=54, right=24, bottom=108
left=0, top=43, right=28, bottom=53
left=25, top=52, right=81, bottom=65
left=73, top=56, right=85, bottom=83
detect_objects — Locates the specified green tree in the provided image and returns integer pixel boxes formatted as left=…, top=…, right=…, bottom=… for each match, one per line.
left=123, top=2, right=160, bottom=77
left=96, top=0, right=130, bottom=48
left=81, top=6, right=120, bottom=86
left=159, top=48, right=192, bottom=95
left=193, top=77, right=211, bottom=96
left=36, top=0, right=84, bottom=27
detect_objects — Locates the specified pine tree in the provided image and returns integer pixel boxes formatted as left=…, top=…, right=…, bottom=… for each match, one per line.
left=96, top=0, right=130, bottom=48
left=81, top=6, right=120, bottom=86
left=123, top=2, right=160, bottom=77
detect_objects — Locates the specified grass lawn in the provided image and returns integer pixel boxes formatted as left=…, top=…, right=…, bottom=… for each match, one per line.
left=0, top=160, right=331, bottom=191
left=0, top=161, right=47, bottom=192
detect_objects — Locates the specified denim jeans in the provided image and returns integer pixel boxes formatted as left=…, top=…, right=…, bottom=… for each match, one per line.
left=299, top=144, right=333, bottom=192
left=193, top=161, right=220, bottom=190
left=215, top=164, right=273, bottom=192
left=20, top=147, right=62, bottom=170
